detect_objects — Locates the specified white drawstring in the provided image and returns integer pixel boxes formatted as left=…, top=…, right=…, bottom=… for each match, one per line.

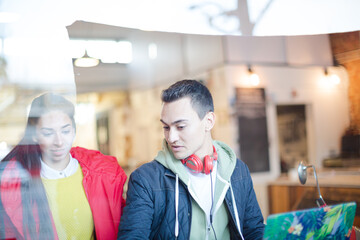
left=175, top=174, right=179, bottom=238
left=230, top=183, right=244, bottom=240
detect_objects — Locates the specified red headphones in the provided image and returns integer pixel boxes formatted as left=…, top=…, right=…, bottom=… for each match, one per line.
left=181, top=145, right=218, bottom=174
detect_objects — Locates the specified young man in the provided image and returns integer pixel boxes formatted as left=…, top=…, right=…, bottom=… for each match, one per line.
left=118, top=80, right=265, bottom=239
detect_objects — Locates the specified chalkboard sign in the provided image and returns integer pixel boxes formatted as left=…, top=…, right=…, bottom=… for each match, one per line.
left=235, top=88, right=270, bottom=172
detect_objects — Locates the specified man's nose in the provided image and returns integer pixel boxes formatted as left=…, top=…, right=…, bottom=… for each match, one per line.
left=167, top=128, right=179, bottom=143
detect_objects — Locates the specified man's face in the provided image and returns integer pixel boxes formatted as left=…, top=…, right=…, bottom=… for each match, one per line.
left=34, top=110, right=75, bottom=167
left=160, top=97, right=210, bottom=160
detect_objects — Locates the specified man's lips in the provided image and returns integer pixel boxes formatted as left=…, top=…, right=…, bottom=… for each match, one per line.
left=171, top=145, right=183, bottom=151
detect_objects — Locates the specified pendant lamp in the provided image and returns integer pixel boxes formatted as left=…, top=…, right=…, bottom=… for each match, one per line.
left=74, top=50, right=99, bottom=67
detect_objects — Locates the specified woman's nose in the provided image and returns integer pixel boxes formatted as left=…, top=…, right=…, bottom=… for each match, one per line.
left=53, top=133, right=63, bottom=146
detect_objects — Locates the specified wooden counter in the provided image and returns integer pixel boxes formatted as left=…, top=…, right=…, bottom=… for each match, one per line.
left=268, top=169, right=360, bottom=227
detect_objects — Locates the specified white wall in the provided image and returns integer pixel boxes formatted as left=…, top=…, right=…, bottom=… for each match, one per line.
left=210, top=64, right=349, bottom=175
left=260, top=65, right=349, bottom=169
left=224, top=34, right=332, bottom=66
left=206, top=64, right=349, bottom=218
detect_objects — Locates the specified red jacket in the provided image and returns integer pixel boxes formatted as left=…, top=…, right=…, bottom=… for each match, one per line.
left=0, top=146, right=127, bottom=240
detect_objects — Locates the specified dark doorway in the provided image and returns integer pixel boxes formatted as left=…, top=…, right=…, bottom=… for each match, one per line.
left=236, top=88, right=270, bottom=173
left=276, top=105, right=308, bottom=173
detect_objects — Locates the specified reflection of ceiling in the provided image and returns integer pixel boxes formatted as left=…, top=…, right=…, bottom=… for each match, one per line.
left=67, top=20, right=335, bottom=93
left=0, top=0, right=358, bottom=92
left=1, top=0, right=359, bottom=143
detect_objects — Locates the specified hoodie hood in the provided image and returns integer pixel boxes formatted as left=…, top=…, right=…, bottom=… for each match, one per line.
left=156, top=139, right=242, bottom=239
left=155, top=140, right=190, bottom=185
left=213, top=140, right=237, bottom=182
left=155, top=139, right=237, bottom=184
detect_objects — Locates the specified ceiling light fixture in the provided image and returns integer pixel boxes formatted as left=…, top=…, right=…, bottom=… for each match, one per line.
left=74, top=50, right=99, bottom=67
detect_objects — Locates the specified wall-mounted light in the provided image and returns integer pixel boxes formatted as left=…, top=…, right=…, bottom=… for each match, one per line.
left=74, top=50, right=99, bottom=68
left=324, top=68, right=340, bottom=85
left=319, top=67, right=340, bottom=89
left=248, top=66, right=260, bottom=86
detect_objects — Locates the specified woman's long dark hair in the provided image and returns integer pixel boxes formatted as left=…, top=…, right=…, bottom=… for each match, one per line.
left=0, top=93, right=75, bottom=239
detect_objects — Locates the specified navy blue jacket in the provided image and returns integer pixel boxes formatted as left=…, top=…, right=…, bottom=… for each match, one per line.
left=118, top=159, right=264, bottom=239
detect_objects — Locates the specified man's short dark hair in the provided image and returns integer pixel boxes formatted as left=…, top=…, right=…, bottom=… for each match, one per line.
left=161, top=79, right=214, bottom=119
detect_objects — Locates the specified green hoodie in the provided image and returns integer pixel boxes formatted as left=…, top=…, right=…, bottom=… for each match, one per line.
left=155, top=139, right=237, bottom=240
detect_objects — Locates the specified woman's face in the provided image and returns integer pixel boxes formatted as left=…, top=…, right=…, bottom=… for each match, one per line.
left=34, top=110, right=75, bottom=169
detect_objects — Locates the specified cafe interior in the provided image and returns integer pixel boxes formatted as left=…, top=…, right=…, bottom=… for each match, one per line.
left=0, top=0, right=360, bottom=227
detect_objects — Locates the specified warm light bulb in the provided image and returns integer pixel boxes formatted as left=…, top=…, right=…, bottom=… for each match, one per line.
left=318, top=70, right=341, bottom=89
left=329, top=74, right=340, bottom=85
left=74, top=57, right=99, bottom=67
left=249, top=72, right=260, bottom=86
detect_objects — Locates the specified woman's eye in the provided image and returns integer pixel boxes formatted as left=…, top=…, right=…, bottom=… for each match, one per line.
left=41, top=132, right=52, bottom=137
left=177, top=125, right=185, bottom=130
left=163, top=126, right=170, bottom=131
left=62, top=130, right=70, bottom=134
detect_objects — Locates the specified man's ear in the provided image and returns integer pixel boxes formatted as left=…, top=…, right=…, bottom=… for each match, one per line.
left=205, top=112, right=216, bottom=132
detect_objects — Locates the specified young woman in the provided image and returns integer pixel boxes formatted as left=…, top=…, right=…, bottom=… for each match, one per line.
left=0, top=93, right=127, bottom=240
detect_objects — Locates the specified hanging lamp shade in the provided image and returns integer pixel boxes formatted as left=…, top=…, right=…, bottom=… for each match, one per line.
left=74, top=50, right=99, bottom=67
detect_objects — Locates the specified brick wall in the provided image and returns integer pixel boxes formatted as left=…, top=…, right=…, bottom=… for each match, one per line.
left=330, top=31, right=360, bottom=133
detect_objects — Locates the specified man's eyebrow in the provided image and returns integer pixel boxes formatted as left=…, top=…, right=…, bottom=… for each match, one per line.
left=61, top=124, right=72, bottom=129
left=160, top=119, right=188, bottom=125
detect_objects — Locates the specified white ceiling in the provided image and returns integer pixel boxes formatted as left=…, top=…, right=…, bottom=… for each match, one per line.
left=1, top=0, right=360, bottom=37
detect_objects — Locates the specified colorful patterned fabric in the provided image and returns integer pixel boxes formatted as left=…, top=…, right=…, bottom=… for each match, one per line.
left=263, top=202, right=356, bottom=240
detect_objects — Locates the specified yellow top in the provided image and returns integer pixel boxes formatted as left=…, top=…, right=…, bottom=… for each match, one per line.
left=42, top=166, right=95, bottom=240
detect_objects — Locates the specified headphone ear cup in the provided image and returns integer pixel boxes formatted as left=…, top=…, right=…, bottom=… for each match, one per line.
left=203, top=155, right=213, bottom=175
left=184, top=155, right=203, bottom=173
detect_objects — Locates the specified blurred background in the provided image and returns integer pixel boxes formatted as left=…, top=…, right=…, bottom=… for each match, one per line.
left=0, top=0, right=360, bottom=224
